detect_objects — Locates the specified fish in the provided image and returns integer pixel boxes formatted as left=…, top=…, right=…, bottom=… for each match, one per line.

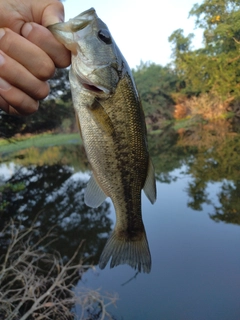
left=48, top=8, right=157, bottom=273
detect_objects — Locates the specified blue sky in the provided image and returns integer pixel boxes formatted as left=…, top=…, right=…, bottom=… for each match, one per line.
left=63, top=0, right=203, bottom=68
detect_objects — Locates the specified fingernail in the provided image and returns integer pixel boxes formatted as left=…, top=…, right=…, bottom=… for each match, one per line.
left=0, top=77, right=11, bottom=91
left=0, top=28, right=5, bottom=40
left=0, top=52, right=5, bottom=66
left=58, top=13, right=65, bottom=23
left=21, top=22, right=33, bottom=38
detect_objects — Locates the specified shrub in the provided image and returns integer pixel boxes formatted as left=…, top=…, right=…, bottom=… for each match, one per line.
left=0, top=221, right=117, bottom=320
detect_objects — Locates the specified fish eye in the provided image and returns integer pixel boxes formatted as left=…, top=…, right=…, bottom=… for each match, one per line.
left=98, top=29, right=112, bottom=44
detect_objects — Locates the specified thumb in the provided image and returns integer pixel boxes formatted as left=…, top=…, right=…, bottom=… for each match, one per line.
left=40, top=1, right=65, bottom=27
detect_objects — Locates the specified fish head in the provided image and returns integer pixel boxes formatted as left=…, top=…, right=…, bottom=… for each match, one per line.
left=48, top=8, right=126, bottom=96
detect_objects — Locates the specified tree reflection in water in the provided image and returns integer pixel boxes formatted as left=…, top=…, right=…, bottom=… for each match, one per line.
left=148, top=119, right=240, bottom=226
left=210, top=180, right=240, bottom=225
left=183, top=121, right=240, bottom=225
left=0, top=163, right=112, bottom=264
left=1, top=119, right=240, bottom=317
left=0, top=159, right=115, bottom=319
left=1, top=117, right=240, bottom=259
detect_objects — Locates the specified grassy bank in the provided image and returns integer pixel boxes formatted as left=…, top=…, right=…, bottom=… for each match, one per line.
left=0, top=133, right=81, bottom=154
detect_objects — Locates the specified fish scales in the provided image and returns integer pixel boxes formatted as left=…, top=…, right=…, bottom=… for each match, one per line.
left=79, top=74, right=147, bottom=230
left=48, top=7, right=157, bottom=273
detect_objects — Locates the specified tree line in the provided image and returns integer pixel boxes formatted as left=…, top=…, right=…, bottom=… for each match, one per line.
left=168, top=0, right=240, bottom=110
left=1, top=0, right=240, bottom=138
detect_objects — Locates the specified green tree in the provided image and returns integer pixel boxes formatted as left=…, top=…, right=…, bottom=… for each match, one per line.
left=133, top=62, right=178, bottom=120
left=169, top=0, right=240, bottom=100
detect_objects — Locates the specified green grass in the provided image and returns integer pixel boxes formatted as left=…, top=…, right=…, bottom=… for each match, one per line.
left=0, top=133, right=81, bottom=154
left=173, top=118, right=193, bottom=130
left=173, top=116, right=208, bottom=130
left=148, top=129, right=163, bottom=135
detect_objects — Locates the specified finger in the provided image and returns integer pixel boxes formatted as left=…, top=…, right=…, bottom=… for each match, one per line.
left=39, top=0, right=65, bottom=26
left=0, top=27, right=55, bottom=81
left=0, top=95, right=10, bottom=113
left=0, top=77, right=39, bottom=116
left=0, top=50, right=50, bottom=101
left=0, top=0, right=64, bottom=33
left=21, top=22, right=71, bottom=68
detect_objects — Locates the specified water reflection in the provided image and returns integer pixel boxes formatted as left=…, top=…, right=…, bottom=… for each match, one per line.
left=0, top=162, right=112, bottom=264
left=1, top=120, right=240, bottom=242
left=211, top=180, right=240, bottom=224
left=148, top=120, right=240, bottom=225
left=1, top=119, right=240, bottom=318
left=181, top=121, right=240, bottom=225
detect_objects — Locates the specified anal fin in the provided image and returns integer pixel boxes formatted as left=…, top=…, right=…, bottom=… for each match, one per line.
left=143, top=157, right=157, bottom=204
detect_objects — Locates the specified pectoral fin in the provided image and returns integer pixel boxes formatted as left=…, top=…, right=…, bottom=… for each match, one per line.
left=85, top=175, right=107, bottom=208
left=89, top=99, right=115, bottom=136
left=75, top=112, right=82, bottom=137
left=143, top=158, right=157, bottom=204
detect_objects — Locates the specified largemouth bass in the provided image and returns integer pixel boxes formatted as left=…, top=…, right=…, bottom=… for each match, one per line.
left=48, top=8, right=156, bottom=273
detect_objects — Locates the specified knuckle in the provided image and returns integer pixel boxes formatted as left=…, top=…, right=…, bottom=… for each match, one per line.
left=20, top=101, right=39, bottom=116
left=0, top=83, right=40, bottom=116
left=33, top=81, right=50, bottom=100
left=17, top=100, right=39, bottom=116
left=0, top=96, right=9, bottom=113
left=25, top=101, right=39, bottom=115
left=55, top=50, right=71, bottom=68
left=37, top=60, right=55, bottom=80
left=0, top=28, right=14, bottom=52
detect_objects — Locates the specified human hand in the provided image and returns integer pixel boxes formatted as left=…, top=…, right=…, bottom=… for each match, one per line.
left=0, top=0, right=71, bottom=116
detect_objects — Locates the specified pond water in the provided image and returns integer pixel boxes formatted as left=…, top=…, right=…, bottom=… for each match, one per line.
left=1, top=120, right=240, bottom=319
left=80, top=174, right=240, bottom=320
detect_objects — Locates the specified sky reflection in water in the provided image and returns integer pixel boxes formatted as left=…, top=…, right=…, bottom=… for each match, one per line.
left=78, top=168, right=240, bottom=320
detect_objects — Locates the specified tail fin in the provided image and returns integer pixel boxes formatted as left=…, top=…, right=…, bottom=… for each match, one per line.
left=98, top=229, right=151, bottom=273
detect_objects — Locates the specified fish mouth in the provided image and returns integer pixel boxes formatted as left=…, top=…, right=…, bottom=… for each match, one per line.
left=82, top=82, right=106, bottom=93
left=77, top=74, right=111, bottom=94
